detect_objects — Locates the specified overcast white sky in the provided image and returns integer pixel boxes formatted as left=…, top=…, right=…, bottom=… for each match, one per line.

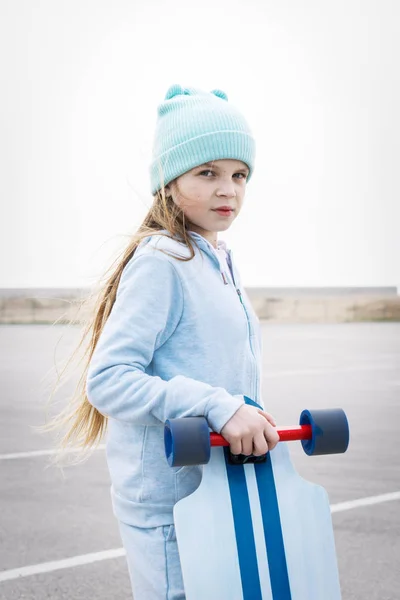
left=1, top=0, right=399, bottom=289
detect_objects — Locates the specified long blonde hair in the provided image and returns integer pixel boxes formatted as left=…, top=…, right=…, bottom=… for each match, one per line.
left=42, top=184, right=197, bottom=463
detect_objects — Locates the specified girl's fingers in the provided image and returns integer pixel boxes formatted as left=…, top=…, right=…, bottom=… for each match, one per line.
left=258, top=409, right=276, bottom=427
left=264, top=423, right=280, bottom=451
left=252, top=432, right=269, bottom=456
left=229, top=437, right=242, bottom=456
left=226, top=407, right=279, bottom=456
left=241, top=436, right=253, bottom=456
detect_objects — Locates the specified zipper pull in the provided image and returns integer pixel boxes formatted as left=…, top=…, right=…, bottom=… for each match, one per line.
left=221, top=272, right=229, bottom=285
left=236, top=288, right=244, bottom=304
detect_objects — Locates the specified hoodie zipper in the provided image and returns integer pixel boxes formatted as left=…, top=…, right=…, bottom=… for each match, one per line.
left=227, top=251, right=259, bottom=402
left=189, top=234, right=259, bottom=400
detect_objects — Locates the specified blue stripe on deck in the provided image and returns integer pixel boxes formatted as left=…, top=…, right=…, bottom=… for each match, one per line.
left=224, top=448, right=263, bottom=600
left=255, top=455, right=292, bottom=599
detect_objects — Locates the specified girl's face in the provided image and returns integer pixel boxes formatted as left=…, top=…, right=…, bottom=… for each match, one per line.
left=166, top=159, right=249, bottom=248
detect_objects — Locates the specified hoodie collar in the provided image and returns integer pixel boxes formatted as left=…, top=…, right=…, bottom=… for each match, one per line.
left=187, top=231, right=230, bottom=269
left=188, top=232, right=238, bottom=286
left=149, top=229, right=234, bottom=283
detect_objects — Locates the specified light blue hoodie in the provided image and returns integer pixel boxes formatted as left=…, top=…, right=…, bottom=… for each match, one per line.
left=86, top=231, right=263, bottom=527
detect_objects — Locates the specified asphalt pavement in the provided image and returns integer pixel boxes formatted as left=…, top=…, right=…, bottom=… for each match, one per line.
left=0, top=322, right=399, bottom=599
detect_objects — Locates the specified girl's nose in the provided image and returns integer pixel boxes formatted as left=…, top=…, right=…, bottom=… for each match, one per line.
left=216, top=182, right=236, bottom=197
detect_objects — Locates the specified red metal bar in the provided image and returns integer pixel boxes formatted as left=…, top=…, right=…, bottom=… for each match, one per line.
left=210, top=424, right=312, bottom=447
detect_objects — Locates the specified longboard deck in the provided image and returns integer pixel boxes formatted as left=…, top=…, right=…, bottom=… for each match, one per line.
left=174, top=442, right=341, bottom=600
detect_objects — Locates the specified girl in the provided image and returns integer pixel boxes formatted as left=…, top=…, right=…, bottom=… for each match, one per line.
left=50, top=83, right=279, bottom=599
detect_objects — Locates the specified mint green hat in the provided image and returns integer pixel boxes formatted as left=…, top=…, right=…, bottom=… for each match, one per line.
left=150, top=84, right=256, bottom=195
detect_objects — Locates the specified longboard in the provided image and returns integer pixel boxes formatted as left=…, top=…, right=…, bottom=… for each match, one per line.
left=165, top=404, right=349, bottom=600
left=174, top=441, right=341, bottom=600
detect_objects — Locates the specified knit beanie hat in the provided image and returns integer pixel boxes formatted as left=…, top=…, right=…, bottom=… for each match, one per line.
left=149, top=84, right=256, bottom=195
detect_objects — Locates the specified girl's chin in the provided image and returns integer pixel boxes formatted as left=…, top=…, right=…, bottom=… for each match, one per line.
left=215, top=221, right=233, bottom=231
left=187, top=218, right=234, bottom=236
left=189, top=223, right=221, bottom=232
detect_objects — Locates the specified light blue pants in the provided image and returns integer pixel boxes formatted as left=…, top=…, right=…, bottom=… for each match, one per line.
left=118, top=520, right=185, bottom=599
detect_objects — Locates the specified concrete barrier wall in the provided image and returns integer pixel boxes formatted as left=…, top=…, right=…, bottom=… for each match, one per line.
left=246, top=292, right=400, bottom=323
left=0, top=288, right=399, bottom=324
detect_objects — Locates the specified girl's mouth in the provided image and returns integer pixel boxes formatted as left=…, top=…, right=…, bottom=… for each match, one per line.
left=213, top=208, right=233, bottom=216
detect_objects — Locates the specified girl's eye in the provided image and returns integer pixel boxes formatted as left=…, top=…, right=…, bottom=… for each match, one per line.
left=199, top=170, right=248, bottom=179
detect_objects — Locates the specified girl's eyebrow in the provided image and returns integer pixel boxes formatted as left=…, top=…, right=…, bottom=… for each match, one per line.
left=201, top=162, right=249, bottom=173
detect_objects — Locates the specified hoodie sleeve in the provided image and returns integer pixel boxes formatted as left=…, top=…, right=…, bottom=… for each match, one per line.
left=86, top=252, right=244, bottom=432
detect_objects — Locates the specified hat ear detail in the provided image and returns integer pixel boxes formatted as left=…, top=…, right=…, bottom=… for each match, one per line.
left=211, top=89, right=228, bottom=101
left=164, top=84, right=185, bottom=100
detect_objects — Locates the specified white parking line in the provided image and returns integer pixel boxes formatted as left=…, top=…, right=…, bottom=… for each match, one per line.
left=264, top=364, right=397, bottom=378
left=0, top=548, right=126, bottom=582
left=0, top=445, right=106, bottom=461
left=330, top=491, right=400, bottom=513
left=0, top=490, right=398, bottom=583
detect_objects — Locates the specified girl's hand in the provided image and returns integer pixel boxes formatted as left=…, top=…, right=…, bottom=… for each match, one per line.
left=220, top=404, right=280, bottom=456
